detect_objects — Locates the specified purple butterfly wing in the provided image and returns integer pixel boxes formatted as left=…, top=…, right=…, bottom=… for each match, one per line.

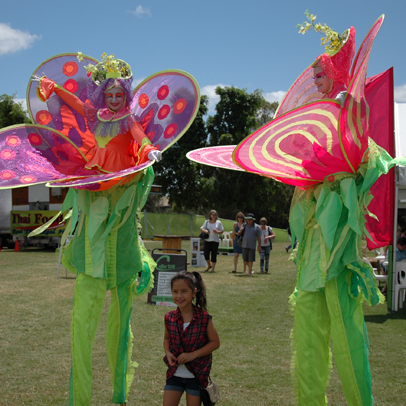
left=131, top=70, right=200, bottom=152
left=27, top=53, right=98, bottom=157
left=0, top=124, right=93, bottom=189
left=46, top=161, right=154, bottom=190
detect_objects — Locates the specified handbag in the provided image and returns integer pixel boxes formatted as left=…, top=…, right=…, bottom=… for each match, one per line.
left=200, top=378, right=220, bottom=406
left=199, top=220, right=209, bottom=240
left=237, top=223, right=246, bottom=247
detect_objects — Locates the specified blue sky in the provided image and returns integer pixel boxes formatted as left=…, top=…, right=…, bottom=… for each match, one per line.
left=2, top=0, right=405, bottom=114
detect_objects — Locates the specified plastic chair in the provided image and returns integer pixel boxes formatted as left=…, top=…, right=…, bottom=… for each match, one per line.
left=223, top=231, right=232, bottom=240
left=221, top=231, right=233, bottom=247
left=373, top=267, right=388, bottom=283
left=375, top=246, right=387, bottom=262
left=394, top=261, right=406, bottom=311
left=363, top=257, right=388, bottom=286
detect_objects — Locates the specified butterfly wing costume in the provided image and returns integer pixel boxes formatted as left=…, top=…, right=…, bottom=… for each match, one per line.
left=188, top=15, right=402, bottom=406
left=1, top=53, right=200, bottom=405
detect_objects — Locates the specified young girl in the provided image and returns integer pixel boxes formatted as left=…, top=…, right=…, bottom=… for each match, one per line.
left=163, top=271, right=220, bottom=406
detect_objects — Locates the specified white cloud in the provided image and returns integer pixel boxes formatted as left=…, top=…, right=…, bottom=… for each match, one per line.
left=263, top=90, right=286, bottom=104
left=201, top=85, right=286, bottom=114
left=14, top=98, right=27, bottom=112
left=395, top=84, right=406, bottom=103
left=127, top=5, right=152, bottom=18
left=200, top=84, right=227, bottom=114
left=133, top=76, right=146, bottom=88
left=0, top=23, right=40, bottom=55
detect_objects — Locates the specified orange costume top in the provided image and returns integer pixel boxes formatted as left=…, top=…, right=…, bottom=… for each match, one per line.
left=37, top=77, right=156, bottom=174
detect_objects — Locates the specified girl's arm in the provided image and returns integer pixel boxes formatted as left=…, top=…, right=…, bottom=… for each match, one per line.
left=201, top=221, right=209, bottom=234
left=232, top=223, right=237, bottom=242
left=266, top=228, right=276, bottom=241
left=163, top=326, right=177, bottom=367
left=257, top=235, right=262, bottom=252
left=213, top=220, right=224, bottom=235
left=217, top=220, right=224, bottom=234
left=176, top=319, right=220, bottom=364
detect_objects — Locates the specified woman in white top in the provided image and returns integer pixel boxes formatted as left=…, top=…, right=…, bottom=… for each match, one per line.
left=200, top=210, right=224, bottom=272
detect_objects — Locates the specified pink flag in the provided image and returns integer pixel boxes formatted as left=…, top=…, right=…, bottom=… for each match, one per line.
left=365, top=68, right=395, bottom=249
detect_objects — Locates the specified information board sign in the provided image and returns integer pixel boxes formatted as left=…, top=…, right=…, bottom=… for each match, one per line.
left=148, top=248, right=187, bottom=306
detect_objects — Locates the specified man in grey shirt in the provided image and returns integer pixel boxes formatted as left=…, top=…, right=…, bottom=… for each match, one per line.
left=239, top=213, right=261, bottom=275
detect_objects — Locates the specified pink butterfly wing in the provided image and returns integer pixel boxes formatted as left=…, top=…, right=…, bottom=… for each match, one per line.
left=233, top=100, right=355, bottom=186
left=187, top=146, right=243, bottom=171
left=275, top=65, right=320, bottom=118
left=339, top=15, right=385, bottom=172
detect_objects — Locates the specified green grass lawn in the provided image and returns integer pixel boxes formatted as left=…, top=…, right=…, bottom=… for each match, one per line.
left=1, top=241, right=405, bottom=405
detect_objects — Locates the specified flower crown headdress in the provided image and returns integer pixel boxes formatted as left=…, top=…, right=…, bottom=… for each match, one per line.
left=297, top=10, right=350, bottom=56
left=77, top=52, right=132, bottom=85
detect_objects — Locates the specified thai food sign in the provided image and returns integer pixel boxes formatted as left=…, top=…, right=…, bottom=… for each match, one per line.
left=10, top=210, right=66, bottom=236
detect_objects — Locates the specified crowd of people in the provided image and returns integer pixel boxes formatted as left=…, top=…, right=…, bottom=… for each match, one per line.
left=200, top=211, right=276, bottom=275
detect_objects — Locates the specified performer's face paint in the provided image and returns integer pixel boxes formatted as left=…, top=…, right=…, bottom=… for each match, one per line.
left=313, top=66, right=333, bottom=95
left=105, top=87, right=126, bottom=111
left=171, top=279, right=196, bottom=310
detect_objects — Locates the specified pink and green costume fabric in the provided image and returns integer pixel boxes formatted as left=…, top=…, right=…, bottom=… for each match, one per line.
left=0, top=53, right=200, bottom=405
left=188, top=15, right=404, bottom=405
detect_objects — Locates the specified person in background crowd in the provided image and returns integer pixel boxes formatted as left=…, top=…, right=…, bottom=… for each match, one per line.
left=232, top=212, right=246, bottom=273
left=239, top=213, right=261, bottom=276
left=259, top=217, right=276, bottom=273
left=200, top=210, right=224, bottom=272
left=380, top=236, right=406, bottom=294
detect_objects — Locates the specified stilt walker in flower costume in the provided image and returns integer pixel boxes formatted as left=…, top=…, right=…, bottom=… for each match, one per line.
left=0, top=53, right=200, bottom=405
left=187, top=13, right=405, bottom=405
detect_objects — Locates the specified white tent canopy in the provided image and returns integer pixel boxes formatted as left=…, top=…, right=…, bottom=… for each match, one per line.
left=391, top=102, right=406, bottom=310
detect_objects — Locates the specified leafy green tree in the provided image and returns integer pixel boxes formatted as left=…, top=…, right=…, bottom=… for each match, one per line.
left=202, top=87, right=293, bottom=227
left=257, top=100, right=279, bottom=127
left=0, top=94, right=30, bottom=129
left=155, top=96, right=210, bottom=213
left=207, top=86, right=263, bottom=145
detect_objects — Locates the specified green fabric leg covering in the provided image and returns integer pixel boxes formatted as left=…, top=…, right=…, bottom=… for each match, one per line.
left=294, top=289, right=330, bottom=406
left=293, top=271, right=373, bottom=406
left=325, top=270, right=373, bottom=406
left=69, top=273, right=107, bottom=406
left=107, top=277, right=136, bottom=404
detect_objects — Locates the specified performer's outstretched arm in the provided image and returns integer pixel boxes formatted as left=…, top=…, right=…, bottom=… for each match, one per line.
left=33, top=76, right=86, bottom=117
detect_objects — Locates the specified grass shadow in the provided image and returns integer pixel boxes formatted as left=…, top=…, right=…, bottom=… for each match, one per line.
left=364, top=309, right=406, bottom=323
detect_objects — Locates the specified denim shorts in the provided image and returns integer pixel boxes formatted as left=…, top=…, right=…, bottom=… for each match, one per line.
left=164, top=375, right=201, bottom=397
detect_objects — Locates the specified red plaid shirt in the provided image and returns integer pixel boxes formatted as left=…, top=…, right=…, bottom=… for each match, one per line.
left=164, top=305, right=212, bottom=388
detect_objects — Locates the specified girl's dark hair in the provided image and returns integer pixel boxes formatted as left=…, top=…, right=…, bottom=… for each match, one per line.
left=171, top=271, right=207, bottom=312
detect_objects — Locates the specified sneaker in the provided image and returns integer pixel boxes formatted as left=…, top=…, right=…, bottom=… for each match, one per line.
left=285, top=247, right=289, bottom=253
